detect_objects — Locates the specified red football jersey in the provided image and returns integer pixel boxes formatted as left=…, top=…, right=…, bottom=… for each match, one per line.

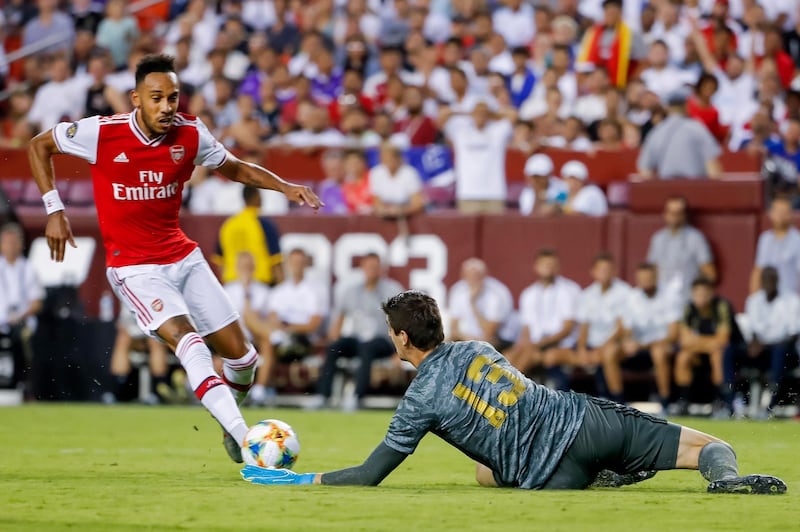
left=53, top=111, right=229, bottom=267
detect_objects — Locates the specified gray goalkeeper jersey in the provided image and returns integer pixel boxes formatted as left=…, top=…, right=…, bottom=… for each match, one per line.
left=383, top=341, right=586, bottom=489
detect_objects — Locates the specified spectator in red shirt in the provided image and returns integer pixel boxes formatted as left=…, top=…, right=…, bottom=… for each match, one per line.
left=701, top=0, right=739, bottom=59
left=342, top=149, right=373, bottom=214
left=761, top=25, right=795, bottom=89
left=394, top=85, right=438, bottom=146
left=688, top=72, right=728, bottom=143
left=328, top=69, right=374, bottom=127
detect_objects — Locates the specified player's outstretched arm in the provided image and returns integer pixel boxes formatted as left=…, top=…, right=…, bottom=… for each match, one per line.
left=216, top=155, right=324, bottom=209
left=28, top=129, right=77, bottom=262
left=241, top=441, right=408, bottom=487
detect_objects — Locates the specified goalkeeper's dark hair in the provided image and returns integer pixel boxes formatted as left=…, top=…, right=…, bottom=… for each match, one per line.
left=135, top=54, right=176, bottom=86
left=382, top=290, right=444, bottom=351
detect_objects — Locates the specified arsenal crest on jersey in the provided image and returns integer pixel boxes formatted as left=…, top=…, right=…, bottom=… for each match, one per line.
left=170, top=145, right=185, bottom=164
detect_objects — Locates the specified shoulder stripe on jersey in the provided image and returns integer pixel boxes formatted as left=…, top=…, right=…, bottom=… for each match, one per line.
left=100, top=113, right=130, bottom=122
left=98, top=119, right=129, bottom=126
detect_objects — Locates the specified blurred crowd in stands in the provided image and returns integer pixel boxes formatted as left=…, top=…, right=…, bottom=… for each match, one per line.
left=2, top=0, right=800, bottom=213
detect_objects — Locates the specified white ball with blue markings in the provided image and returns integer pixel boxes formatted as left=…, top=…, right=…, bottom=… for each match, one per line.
left=242, top=419, right=300, bottom=469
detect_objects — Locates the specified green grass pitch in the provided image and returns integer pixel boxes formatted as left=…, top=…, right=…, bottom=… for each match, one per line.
left=1, top=405, right=797, bottom=531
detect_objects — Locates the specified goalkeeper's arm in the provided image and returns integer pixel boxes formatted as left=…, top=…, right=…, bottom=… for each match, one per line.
left=318, top=442, right=408, bottom=486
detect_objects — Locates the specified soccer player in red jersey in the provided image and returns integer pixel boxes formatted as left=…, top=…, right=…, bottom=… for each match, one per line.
left=27, top=54, right=323, bottom=463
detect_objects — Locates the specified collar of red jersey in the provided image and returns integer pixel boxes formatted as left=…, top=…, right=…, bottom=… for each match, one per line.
left=129, top=109, right=167, bottom=147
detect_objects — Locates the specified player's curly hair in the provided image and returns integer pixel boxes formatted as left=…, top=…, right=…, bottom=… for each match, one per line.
left=135, top=54, right=176, bottom=86
left=382, top=290, right=444, bottom=351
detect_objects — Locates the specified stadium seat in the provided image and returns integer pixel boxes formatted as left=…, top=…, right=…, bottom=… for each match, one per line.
left=423, top=183, right=455, bottom=210
left=506, top=182, right=526, bottom=209
left=606, top=181, right=630, bottom=208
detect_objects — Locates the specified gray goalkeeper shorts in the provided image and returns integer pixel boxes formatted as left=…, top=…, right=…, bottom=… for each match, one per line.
left=543, top=396, right=681, bottom=489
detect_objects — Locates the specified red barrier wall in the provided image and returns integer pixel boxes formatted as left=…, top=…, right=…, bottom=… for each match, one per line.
left=628, top=178, right=764, bottom=214
left=0, top=147, right=761, bottom=185
left=17, top=211, right=763, bottom=317
left=479, top=215, right=608, bottom=298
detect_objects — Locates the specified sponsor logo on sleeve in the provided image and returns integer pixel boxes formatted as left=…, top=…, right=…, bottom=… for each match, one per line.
left=66, top=122, right=78, bottom=138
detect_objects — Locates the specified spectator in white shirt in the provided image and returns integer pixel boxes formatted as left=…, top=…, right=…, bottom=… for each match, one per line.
left=505, top=249, right=581, bottom=382
left=224, top=251, right=271, bottom=347
left=492, top=0, right=535, bottom=48
left=243, top=249, right=328, bottom=405
left=547, top=253, right=630, bottom=391
left=611, top=262, right=680, bottom=412
left=573, top=67, right=609, bottom=126
left=448, top=258, right=516, bottom=350
left=639, top=40, right=698, bottom=102
left=649, top=0, right=690, bottom=64
left=0, top=223, right=44, bottom=391
left=518, top=154, right=568, bottom=216
left=441, top=99, right=512, bottom=214
left=27, top=56, right=89, bottom=132
left=559, top=160, right=609, bottom=217
left=750, top=197, right=800, bottom=295
left=280, top=106, right=347, bottom=148
left=368, top=142, right=426, bottom=219
left=742, top=267, right=800, bottom=412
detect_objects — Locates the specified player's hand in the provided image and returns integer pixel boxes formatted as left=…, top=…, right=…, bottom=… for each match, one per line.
left=283, top=183, right=324, bottom=210
left=240, top=465, right=315, bottom=485
left=45, top=211, right=77, bottom=262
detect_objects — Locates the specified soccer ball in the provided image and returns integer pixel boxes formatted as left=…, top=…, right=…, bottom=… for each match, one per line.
left=242, top=419, right=300, bottom=469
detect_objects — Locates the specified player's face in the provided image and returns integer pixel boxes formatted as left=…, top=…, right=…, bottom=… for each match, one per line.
left=534, top=257, right=557, bottom=282
left=361, top=256, right=381, bottom=283
left=663, top=200, right=686, bottom=228
left=592, top=260, right=613, bottom=284
left=769, top=200, right=792, bottom=230
left=236, top=253, right=255, bottom=283
left=635, top=268, right=656, bottom=292
left=0, top=231, right=22, bottom=260
left=385, top=317, right=408, bottom=359
left=287, top=251, right=306, bottom=280
left=132, top=72, right=180, bottom=138
left=691, top=285, right=714, bottom=309
left=761, top=269, right=778, bottom=293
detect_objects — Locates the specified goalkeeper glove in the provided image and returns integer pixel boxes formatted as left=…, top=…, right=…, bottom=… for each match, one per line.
left=240, top=465, right=315, bottom=485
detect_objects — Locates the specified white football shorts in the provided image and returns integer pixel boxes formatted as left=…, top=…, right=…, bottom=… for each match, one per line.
left=107, top=247, right=239, bottom=338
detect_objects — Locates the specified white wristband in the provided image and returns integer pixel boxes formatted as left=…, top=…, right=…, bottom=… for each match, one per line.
left=42, top=189, right=65, bottom=215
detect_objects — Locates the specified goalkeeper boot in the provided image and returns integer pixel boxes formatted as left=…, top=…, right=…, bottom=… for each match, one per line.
left=707, top=474, right=786, bottom=495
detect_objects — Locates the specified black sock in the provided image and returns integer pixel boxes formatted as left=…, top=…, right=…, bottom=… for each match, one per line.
left=659, top=396, right=670, bottom=410
left=698, top=442, right=739, bottom=482
left=112, top=374, right=128, bottom=400
left=717, top=383, right=734, bottom=408
left=675, top=385, right=690, bottom=402
left=609, top=392, right=625, bottom=404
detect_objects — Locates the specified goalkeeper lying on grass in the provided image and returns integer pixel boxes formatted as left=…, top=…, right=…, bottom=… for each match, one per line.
left=242, top=291, right=786, bottom=494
